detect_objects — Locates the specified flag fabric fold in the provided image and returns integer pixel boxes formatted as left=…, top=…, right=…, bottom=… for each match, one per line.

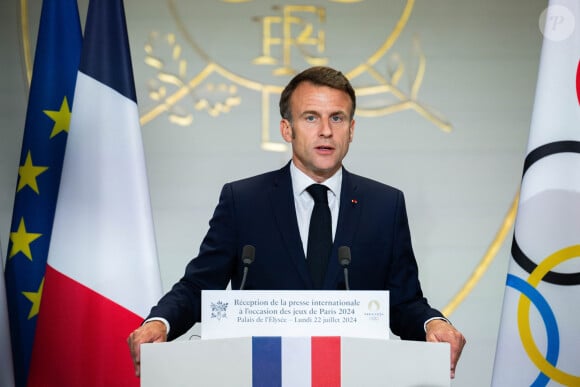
left=26, top=0, right=162, bottom=385
left=4, top=1, right=82, bottom=386
left=492, top=1, right=580, bottom=386
left=1, top=240, right=15, bottom=387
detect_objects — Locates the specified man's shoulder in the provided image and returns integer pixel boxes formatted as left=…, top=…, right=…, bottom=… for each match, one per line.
left=227, top=164, right=290, bottom=189
left=345, top=169, right=402, bottom=195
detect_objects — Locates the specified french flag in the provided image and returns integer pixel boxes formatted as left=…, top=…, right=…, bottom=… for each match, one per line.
left=252, top=337, right=341, bottom=387
left=27, top=0, right=162, bottom=386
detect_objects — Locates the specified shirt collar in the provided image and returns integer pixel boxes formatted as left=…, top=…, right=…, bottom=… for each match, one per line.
left=290, top=161, right=342, bottom=198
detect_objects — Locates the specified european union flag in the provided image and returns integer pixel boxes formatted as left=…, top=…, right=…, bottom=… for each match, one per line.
left=4, top=0, right=82, bottom=385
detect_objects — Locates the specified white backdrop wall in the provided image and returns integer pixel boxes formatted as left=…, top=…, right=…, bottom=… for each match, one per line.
left=1, top=1, right=546, bottom=386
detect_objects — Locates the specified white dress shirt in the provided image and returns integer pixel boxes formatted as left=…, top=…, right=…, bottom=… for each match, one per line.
left=289, top=161, right=342, bottom=257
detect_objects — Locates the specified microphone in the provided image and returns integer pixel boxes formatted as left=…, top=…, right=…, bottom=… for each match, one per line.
left=239, top=244, right=255, bottom=290
left=338, top=246, right=351, bottom=291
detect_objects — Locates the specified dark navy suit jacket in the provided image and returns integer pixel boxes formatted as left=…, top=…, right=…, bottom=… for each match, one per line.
left=148, top=163, right=444, bottom=340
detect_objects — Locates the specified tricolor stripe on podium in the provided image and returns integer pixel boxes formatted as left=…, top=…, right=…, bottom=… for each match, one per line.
left=252, top=337, right=341, bottom=387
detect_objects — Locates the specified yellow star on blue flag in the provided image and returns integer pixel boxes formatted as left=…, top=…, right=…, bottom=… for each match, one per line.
left=44, top=96, right=72, bottom=138
left=17, top=151, right=49, bottom=194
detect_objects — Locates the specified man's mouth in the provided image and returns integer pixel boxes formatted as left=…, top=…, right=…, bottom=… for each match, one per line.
left=315, top=145, right=334, bottom=151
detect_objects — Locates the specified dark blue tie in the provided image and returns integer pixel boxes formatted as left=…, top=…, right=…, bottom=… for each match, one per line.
left=306, top=184, right=332, bottom=289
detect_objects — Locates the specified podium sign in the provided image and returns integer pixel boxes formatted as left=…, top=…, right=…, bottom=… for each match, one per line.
left=201, top=290, right=389, bottom=339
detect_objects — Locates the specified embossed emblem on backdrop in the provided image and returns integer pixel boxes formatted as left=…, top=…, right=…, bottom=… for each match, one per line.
left=142, top=0, right=452, bottom=151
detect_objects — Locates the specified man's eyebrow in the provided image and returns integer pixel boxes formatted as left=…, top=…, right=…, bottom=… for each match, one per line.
left=300, top=110, right=321, bottom=117
left=299, top=110, right=347, bottom=116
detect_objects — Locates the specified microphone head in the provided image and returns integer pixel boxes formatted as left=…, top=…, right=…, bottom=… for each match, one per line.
left=242, top=244, right=256, bottom=265
left=338, top=246, right=351, bottom=267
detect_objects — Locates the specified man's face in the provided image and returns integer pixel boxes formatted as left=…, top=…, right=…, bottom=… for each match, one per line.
left=280, top=82, right=355, bottom=182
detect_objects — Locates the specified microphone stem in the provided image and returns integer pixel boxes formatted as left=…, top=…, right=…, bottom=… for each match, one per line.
left=343, top=267, right=350, bottom=291
left=240, top=266, right=249, bottom=290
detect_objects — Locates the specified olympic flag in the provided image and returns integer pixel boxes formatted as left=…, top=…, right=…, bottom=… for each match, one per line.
left=25, top=0, right=162, bottom=385
left=492, top=1, right=580, bottom=386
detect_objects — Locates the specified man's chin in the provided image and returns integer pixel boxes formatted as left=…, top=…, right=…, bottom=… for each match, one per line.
left=311, top=164, right=341, bottom=179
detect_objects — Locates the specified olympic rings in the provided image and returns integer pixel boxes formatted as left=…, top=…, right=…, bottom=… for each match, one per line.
left=516, top=245, right=580, bottom=386
left=506, top=274, right=557, bottom=386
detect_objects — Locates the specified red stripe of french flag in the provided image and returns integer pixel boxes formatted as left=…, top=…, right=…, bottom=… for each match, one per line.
left=311, top=337, right=341, bottom=387
left=28, top=267, right=145, bottom=386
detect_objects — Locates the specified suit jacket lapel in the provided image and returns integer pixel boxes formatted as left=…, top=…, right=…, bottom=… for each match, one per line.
left=324, top=168, right=362, bottom=289
left=270, top=163, right=313, bottom=288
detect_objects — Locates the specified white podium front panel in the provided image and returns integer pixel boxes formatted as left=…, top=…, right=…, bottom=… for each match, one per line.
left=141, top=338, right=252, bottom=387
left=341, top=338, right=449, bottom=386
left=141, top=337, right=450, bottom=387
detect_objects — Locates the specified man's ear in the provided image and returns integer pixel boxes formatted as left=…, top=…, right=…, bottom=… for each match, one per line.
left=280, top=119, right=293, bottom=142
left=349, top=119, right=355, bottom=142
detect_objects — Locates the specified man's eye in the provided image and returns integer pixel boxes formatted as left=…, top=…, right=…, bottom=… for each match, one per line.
left=331, top=115, right=344, bottom=123
left=305, top=115, right=316, bottom=122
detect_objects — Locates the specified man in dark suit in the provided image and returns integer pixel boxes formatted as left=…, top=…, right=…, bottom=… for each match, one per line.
left=128, top=66, right=466, bottom=377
